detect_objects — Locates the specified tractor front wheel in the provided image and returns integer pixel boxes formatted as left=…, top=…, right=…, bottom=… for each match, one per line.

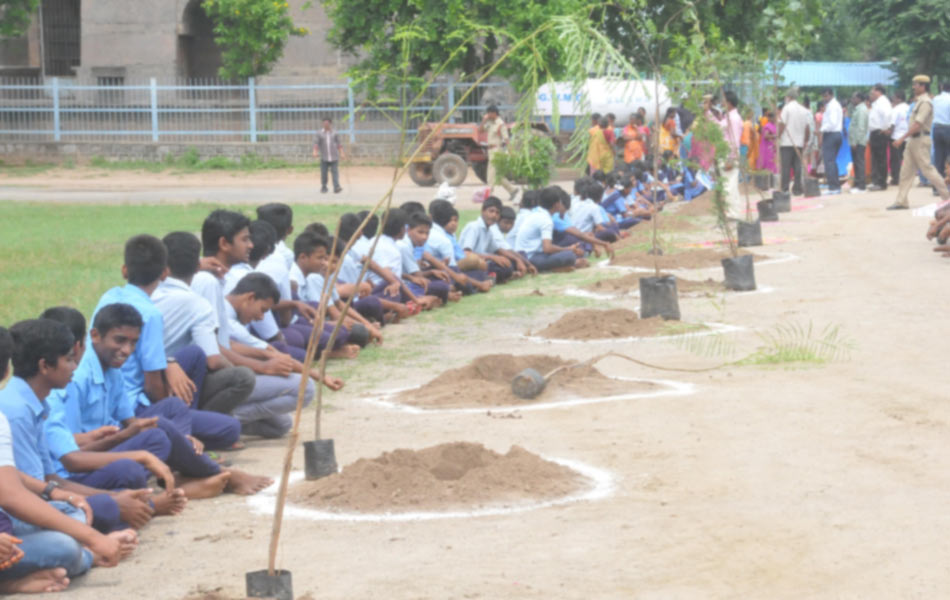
left=432, top=153, right=468, bottom=186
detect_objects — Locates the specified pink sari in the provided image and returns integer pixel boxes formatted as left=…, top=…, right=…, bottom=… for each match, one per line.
left=756, top=121, right=777, bottom=173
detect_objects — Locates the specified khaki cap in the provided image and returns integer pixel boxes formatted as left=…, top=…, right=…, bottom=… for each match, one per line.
left=912, top=74, right=931, bottom=84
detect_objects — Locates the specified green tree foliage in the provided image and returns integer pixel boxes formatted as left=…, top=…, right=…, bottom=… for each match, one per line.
left=321, top=0, right=586, bottom=96
left=201, top=0, right=308, bottom=78
left=0, top=0, right=38, bottom=38
left=849, top=0, right=950, bottom=82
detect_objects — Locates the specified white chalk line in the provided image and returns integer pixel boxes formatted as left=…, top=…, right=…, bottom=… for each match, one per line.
left=563, top=284, right=776, bottom=301
left=358, top=376, right=696, bottom=415
left=246, top=456, right=616, bottom=523
left=520, top=321, right=745, bottom=345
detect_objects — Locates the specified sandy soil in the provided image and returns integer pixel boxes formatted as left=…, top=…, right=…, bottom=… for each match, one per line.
left=8, top=170, right=950, bottom=599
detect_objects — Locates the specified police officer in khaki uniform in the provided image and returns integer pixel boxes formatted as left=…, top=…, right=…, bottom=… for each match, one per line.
left=888, top=75, right=950, bottom=210
left=480, top=105, right=520, bottom=201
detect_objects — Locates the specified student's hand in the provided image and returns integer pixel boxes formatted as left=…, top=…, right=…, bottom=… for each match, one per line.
left=295, top=301, right=319, bottom=323
left=358, top=281, right=373, bottom=297
left=384, top=282, right=400, bottom=297
left=113, top=489, right=154, bottom=529
left=368, top=326, right=383, bottom=345
left=126, top=417, right=159, bottom=436
left=90, top=425, right=120, bottom=440
left=199, top=256, right=227, bottom=278
left=186, top=435, right=204, bottom=456
left=88, top=533, right=121, bottom=568
left=51, top=490, right=93, bottom=524
left=262, top=358, right=294, bottom=377
left=140, top=452, right=176, bottom=491
left=0, top=534, right=23, bottom=570
left=571, top=244, right=584, bottom=257
left=430, top=271, right=450, bottom=282
left=315, top=373, right=344, bottom=391
left=491, top=255, right=512, bottom=269
left=524, top=260, right=539, bottom=275
left=165, top=362, right=196, bottom=405
left=416, top=297, right=438, bottom=311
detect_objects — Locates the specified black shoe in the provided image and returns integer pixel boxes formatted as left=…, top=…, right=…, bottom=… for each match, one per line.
left=867, top=184, right=882, bottom=191
left=321, top=187, right=328, bottom=193
left=334, top=187, right=343, bottom=193
left=889, top=180, right=899, bottom=186
left=885, top=203, right=908, bottom=210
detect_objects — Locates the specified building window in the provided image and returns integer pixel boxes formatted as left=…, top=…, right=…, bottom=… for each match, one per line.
left=41, top=0, right=81, bottom=76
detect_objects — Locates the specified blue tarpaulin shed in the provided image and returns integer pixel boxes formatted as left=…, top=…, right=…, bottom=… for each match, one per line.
left=777, top=61, right=898, bottom=87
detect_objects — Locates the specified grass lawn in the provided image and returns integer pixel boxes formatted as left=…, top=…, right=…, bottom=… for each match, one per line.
left=0, top=202, right=491, bottom=326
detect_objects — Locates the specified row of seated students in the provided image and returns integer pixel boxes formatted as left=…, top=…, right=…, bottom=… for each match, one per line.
left=0, top=175, right=709, bottom=591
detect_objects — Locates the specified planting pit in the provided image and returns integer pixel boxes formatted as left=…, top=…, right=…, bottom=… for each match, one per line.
left=586, top=273, right=725, bottom=296
left=287, top=442, right=585, bottom=514
left=610, top=248, right=760, bottom=270
left=391, top=353, right=655, bottom=408
left=532, top=308, right=707, bottom=341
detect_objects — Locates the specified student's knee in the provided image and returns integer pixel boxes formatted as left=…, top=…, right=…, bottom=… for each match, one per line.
left=231, top=366, right=256, bottom=396
left=86, top=494, right=123, bottom=533
left=557, top=251, right=577, bottom=268
left=303, top=379, right=316, bottom=406
left=41, top=532, right=89, bottom=576
left=134, top=428, right=172, bottom=461
left=99, top=459, right=150, bottom=490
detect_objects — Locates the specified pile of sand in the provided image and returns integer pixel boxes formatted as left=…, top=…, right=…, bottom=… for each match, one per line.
left=289, top=442, right=584, bottom=513
left=610, top=248, right=757, bottom=270
left=535, top=308, right=677, bottom=340
left=394, top=353, right=654, bottom=408
left=587, top=273, right=726, bottom=296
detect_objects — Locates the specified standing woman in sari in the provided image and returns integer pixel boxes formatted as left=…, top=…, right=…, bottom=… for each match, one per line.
left=756, top=110, right=778, bottom=173
left=588, top=116, right=614, bottom=174
left=623, top=113, right=645, bottom=167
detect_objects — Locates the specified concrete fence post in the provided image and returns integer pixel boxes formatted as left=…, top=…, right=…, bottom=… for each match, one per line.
left=150, top=78, right=159, bottom=142
left=51, top=77, right=60, bottom=142
left=248, top=77, right=257, bottom=143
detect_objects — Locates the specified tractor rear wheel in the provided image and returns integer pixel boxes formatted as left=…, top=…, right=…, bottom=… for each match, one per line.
left=408, top=162, right=436, bottom=187
left=432, top=153, right=468, bottom=186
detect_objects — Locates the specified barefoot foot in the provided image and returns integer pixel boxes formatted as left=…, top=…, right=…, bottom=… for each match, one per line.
left=224, top=469, right=273, bottom=495
left=105, top=529, right=138, bottom=561
left=0, top=568, right=70, bottom=594
left=152, top=489, right=188, bottom=516
left=329, top=344, right=360, bottom=359
left=179, top=472, right=231, bottom=500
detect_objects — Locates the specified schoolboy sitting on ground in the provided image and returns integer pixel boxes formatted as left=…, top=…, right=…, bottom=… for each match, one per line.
left=458, top=196, right=536, bottom=283
left=41, top=306, right=189, bottom=510
left=92, top=234, right=271, bottom=496
left=290, top=232, right=383, bottom=346
left=515, top=187, right=585, bottom=272
left=154, top=232, right=255, bottom=422
left=425, top=200, right=492, bottom=295
left=0, top=326, right=129, bottom=595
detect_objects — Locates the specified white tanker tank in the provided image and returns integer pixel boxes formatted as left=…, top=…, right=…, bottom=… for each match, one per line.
left=534, top=78, right=672, bottom=131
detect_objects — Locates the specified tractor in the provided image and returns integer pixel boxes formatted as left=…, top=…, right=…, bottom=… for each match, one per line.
left=405, top=121, right=556, bottom=187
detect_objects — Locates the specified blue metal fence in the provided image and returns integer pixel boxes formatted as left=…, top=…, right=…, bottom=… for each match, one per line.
left=0, top=76, right=518, bottom=144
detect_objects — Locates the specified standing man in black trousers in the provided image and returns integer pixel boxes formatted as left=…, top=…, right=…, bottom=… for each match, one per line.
left=867, top=83, right=893, bottom=191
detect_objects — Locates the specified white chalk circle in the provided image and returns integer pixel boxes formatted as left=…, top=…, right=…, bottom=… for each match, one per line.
left=521, top=321, right=745, bottom=345
left=563, top=284, right=776, bottom=300
left=359, top=375, right=696, bottom=415
left=246, top=456, right=615, bottom=523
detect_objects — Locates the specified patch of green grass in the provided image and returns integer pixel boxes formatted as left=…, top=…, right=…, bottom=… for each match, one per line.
left=0, top=202, right=363, bottom=324
left=0, top=158, right=58, bottom=177
left=84, top=151, right=319, bottom=174
left=659, top=321, right=707, bottom=336
left=739, top=322, right=854, bottom=368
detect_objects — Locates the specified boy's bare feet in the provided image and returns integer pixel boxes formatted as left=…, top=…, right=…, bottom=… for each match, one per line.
left=0, top=568, right=70, bottom=594
left=103, top=529, right=138, bottom=561
left=152, top=489, right=188, bottom=516
left=328, top=344, right=360, bottom=359
left=447, top=291, right=462, bottom=302
left=224, top=469, right=273, bottom=495
left=472, top=279, right=493, bottom=293
left=179, top=472, right=231, bottom=500
left=575, top=258, right=590, bottom=268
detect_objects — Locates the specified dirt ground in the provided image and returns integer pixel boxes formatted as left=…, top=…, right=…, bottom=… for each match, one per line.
left=5, top=168, right=950, bottom=599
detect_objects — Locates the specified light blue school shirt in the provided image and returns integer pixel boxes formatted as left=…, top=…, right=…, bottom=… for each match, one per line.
left=152, top=277, right=220, bottom=357
left=44, top=349, right=134, bottom=477
left=365, top=234, right=403, bottom=286
left=551, top=212, right=573, bottom=233
left=571, top=198, right=602, bottom=233
left=336, top=251, right=364, bottom=285
left=395, top=237, right=422, bottom=274
left=0, top=414, right=13, bottom=469
left=290, top=263, right=341, bottom=304
left=224, top=300, right=268, bottom=350
left=514, top=209, right=554, bottom=254
left=506, top=208, right=533, bottom=247
left=224, top=263, right=280, bottom=342
left=459, top=217, right=510, bottom=254
left=602, top=190, right=628, bottom=218
left=933, top=92, right=950, bottom=126
left=351, top=236, right=371, bottom=259
left=426, top=223, right=458, bottom=267
left=0, top=377, right=55, bottom=480
left=190, top=271, right=231, bottom=350
left=92, top=284, right=167, bottom=410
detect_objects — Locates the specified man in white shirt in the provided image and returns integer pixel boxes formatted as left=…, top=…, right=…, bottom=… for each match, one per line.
left=868, top=83, right=894, bottom=190
left=889, top=90, right=909, bottom=186
left=932, top=82, right=950, bottom=182
left=778, top=88, right=812, bottom=196
left=820, top=88, right=844, bottom=193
